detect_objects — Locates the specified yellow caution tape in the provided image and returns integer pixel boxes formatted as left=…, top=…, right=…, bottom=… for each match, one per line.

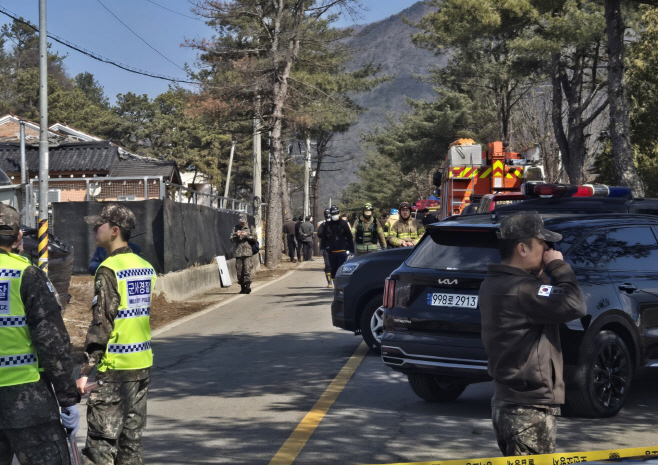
left=357, top=446, right=658, bottom=465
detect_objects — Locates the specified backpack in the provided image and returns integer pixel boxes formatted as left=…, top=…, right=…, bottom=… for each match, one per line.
left=252, top=240, right=260, bottom=255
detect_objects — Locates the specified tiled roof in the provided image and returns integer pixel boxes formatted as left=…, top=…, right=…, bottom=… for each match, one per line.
left=0, top=141, right=118, bottom=174
left=110, top=154, right=179, bottom=181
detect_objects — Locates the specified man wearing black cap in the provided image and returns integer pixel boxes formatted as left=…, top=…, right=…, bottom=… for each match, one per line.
left=479, top=212, right=586, bottom=456
left=0, top=204, right=80, bottom=465
left=78, top=204, right=156, bottom=465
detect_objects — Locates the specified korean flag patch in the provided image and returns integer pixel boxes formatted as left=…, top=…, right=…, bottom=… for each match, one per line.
left=538, top=285, right=553, bottom=297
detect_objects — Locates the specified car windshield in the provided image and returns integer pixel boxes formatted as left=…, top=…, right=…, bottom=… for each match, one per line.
left=405, top=228, right=500, bottom=271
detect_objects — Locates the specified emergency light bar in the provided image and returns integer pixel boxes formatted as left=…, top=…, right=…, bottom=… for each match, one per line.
left=521, top=182, right=632, bottom=199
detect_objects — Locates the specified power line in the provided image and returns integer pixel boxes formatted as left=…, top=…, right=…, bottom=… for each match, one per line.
left=143, top=0, right=203, bottom=21
left=0, top=5, right=195, bottom=84
left=95, top=0, right=187, bottom=73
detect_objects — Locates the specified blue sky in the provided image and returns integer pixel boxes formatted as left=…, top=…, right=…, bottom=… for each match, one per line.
left=0, top=0, right=419, bottom=103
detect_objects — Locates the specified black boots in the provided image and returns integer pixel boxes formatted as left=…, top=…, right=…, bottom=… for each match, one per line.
left=244, top=282, right=251, bottom=294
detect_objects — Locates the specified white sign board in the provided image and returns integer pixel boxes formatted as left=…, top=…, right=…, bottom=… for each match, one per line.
left=215, top=256, right=232, bottom=287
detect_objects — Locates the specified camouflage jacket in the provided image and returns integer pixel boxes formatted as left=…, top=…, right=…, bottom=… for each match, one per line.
left=230, top=225, right=257, bottom=258
left=80, top=246, right=150, bottom=382
left=0, top=250, right=80, bottom=428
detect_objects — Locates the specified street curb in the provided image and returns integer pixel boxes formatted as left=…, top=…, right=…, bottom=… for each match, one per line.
left=152, top=260, right=310, bottom=337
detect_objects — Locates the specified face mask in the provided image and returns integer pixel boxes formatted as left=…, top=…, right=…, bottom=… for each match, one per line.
left=331, top=215, right=340, bottom=221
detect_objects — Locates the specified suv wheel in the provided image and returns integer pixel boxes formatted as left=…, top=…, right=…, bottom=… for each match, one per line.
left=567, top=330, right=632, bottom=418
left=407, top=373, right=467, bottom=402
left=360, top=294, right=384, bottom=354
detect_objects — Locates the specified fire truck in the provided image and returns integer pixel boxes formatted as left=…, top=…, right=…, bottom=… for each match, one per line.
left=436, top=139, right=545, bottom=219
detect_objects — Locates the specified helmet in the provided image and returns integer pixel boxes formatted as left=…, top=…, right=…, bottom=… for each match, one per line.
left=390, top=208, right=399, bottom=215
left=329, top=205, right=340, bottom=216
left=399, top=202, right=412, bottom=210
left=363, top=203, right=374, bottom=212
left=324, top=208, right=331, bottom=220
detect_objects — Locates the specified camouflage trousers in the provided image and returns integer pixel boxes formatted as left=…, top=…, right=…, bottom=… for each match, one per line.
left=82, top=377, right=150, bottom=465
left=0, top=421, right=70, bottom=465
left=492, top=404, right=558, bottom=456
left=235, top=256, right=253, bottom=284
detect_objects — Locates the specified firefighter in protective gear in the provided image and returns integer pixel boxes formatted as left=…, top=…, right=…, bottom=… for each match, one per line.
left=321, top=205, right=354, bottom=279
left=317, top=209, right=333, bottom=287
left=78, top=204, right=155, bottom=465
left=388, top=202, right=425, bottom=248
left=0, top=204, right=80, bottom=465
left=352, top=203, right=386, bottom=256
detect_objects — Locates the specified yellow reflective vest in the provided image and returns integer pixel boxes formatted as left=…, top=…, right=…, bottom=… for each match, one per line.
left=97, top=253, right=155, bottom=372
left=0, top=252, right=40, bottom=387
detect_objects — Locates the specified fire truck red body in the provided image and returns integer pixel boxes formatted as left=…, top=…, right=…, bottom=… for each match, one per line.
left=439, top=140, right=544, bottom=219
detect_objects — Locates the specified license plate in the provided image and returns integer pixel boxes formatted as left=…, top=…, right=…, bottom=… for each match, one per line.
left=427, top=293, right=478, bottom=308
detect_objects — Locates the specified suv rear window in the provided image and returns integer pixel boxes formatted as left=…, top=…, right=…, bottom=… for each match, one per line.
left=406, top=229, right=500, bottom=271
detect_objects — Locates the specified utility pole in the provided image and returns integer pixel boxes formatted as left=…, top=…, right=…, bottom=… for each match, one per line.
left=252, top=97, right=262, bottom=236
left=303, top=138, right=311, bottom=218
left=19, top=120, right=28, bottom=225
left=223, top=141, right=236, bottom=208
left=38, top=0, right=49, bottom=273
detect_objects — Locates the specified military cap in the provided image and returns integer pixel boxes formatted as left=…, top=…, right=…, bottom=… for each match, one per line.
left=497, top=212, right=562, bottom=242
left=0, top=204, right=20, bottom=236
left=86, top=204, right=136, bottom=232
left=238, top=212, right=248, bottom=222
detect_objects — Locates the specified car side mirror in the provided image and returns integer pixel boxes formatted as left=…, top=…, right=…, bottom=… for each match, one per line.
left=432, top=172, right=443, bottom=187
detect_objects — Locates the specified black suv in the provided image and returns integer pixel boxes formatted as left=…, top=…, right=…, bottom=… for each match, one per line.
left=381, top=213, right=658, bottom=417
left=332, top=248, right=411, bottom=353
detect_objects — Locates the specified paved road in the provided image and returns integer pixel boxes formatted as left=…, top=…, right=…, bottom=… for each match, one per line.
left=70, top=261, right=658, bottom=465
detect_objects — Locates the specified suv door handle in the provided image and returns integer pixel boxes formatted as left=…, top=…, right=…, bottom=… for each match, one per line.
left=618, top=283, right=638, bottom=293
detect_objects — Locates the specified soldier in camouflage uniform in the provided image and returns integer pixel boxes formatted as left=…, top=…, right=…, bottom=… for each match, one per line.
left=479, top=212, right=586, bottom=456
left=77, top=204, right=155, bottom=465
left=0, top=204, right=80, bottom=465
left=230, top=213, right=257, bottom=294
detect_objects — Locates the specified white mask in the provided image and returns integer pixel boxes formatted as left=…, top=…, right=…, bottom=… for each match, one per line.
left=331, top=215, right=340, bottom=221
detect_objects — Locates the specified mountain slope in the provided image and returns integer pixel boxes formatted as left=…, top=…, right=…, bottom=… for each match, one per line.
left=321, top=1, right=442, bottom=200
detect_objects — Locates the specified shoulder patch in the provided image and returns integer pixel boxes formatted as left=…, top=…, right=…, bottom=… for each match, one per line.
left=538, top=285, right=553, bottom=297
left=46, top=281, right=56, bottom=294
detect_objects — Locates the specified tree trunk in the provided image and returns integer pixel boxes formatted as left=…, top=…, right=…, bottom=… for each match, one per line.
left=606, top=0, right=645, bottom=197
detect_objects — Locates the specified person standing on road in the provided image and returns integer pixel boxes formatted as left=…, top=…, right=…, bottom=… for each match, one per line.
left=317, top=209, right=333, bottom=287
left=295, top=215, right=304, bottom=262
left=0, top=204, right=80, bottom=465
left=388, top=202, right=425, bottom=248
left=231, top=213, right=258, bottom=294
left=352, top=203, right=387, bottom=256
left=479, top=212, right=587, bottom=457
left=282, top=217, right=298, bottom=263
left=300, top=216, right=315, bottom=262
left=321, top=205, right=354, bottom=279
left=77, top=203, right=155, bottom=465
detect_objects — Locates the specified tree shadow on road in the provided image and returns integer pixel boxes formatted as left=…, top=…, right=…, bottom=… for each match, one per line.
left=144, top=330, right=658, bottom=464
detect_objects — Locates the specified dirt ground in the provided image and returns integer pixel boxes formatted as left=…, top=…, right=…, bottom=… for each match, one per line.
left=63, top=256, right=303, bottom=359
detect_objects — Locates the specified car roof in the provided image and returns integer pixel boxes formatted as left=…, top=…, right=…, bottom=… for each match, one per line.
left=428, top=212, right=658, bottom=231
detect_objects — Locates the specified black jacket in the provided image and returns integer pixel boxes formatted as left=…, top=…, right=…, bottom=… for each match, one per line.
left=478, top=260, right=586, bottom=405
left=321, top=219, right=354, bottom=253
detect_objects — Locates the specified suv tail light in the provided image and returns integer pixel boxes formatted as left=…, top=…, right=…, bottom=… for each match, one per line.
left=383, top=278, right=396, bottom=309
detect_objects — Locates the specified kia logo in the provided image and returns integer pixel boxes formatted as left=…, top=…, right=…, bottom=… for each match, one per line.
left=438, top=279, right=458, bottom=285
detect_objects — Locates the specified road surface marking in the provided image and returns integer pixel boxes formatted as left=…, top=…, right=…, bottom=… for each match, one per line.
left=357, top=446, right=658, bottom=465
left=152, top=264, right=305, bottom=337
left=268, top=341, right=369, bottom=465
